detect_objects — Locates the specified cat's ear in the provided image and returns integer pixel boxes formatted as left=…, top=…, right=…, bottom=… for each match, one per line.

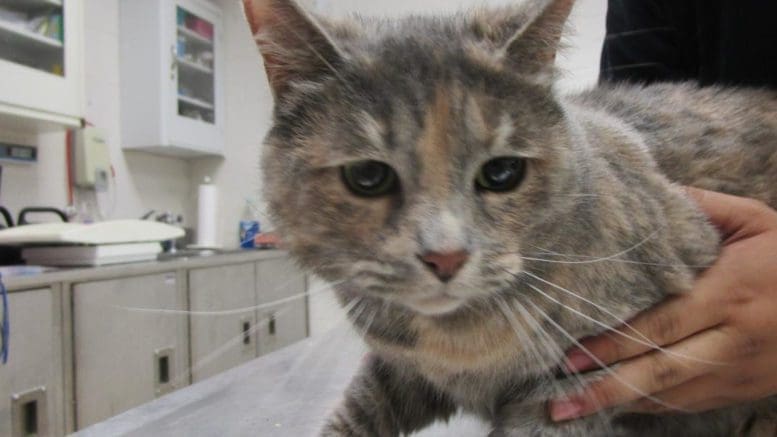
left=501, top=0, right=575, bottom=75
left=242, top=0, right=344, bottom=100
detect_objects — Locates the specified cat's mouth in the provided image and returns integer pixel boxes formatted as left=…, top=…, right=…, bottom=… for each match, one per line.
left=405, top=291, right=465, bottom=316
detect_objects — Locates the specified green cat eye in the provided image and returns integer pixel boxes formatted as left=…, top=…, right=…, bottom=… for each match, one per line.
left=476, top=157, right=527, bottom=193
left=341, top=160, right=398, bottom=197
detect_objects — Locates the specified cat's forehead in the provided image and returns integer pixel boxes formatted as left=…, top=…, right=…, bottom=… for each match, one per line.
left=268, top=6, right=567, bottom=165
left=327, top=8, right=533, bottom=60
left=351, top=85, right=516, bottom=155
left=332, top=16, right=510, bottom=82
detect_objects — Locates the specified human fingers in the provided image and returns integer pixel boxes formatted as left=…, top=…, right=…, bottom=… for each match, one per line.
left=684, top=187, right=777, bottom=240
left=550, top=327, right=735, bottom=421
left=563, top=271, right=730, bottom=373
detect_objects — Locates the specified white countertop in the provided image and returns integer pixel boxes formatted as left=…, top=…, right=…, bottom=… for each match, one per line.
left=2, top=249, right=289, bottom=291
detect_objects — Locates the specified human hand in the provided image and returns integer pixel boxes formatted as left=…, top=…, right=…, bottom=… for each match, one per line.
left=549, top=188, right=777, bottom=421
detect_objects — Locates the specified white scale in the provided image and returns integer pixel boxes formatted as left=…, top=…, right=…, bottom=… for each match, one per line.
left=0, top=220, right=185, bottom=266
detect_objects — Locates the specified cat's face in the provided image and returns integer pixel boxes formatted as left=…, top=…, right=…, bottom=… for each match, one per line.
left=245, top=0, right=582, bottom=315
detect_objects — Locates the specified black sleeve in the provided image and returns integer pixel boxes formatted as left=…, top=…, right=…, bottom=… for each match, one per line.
left=599, top=0, right=694, bottom=85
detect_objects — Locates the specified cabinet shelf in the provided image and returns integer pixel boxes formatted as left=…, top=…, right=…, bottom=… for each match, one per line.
left=177, top=25, right=212, bottom=46
left=0, top=0, right=62, bottom=13
left=178, top=94, right=213, bottom=110
left=0, top=19, right=63, bottom=50
left=176, top=56, right=212, bottom=75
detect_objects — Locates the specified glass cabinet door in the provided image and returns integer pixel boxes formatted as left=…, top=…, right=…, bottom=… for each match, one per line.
left=0, top=0, right=65, bottom=76
left=174, top=5, right=215, bottom=125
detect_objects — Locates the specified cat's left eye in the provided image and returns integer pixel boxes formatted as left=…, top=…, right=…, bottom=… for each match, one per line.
left=341, top=160, right=398, bottom=197
left=475, top=157, right=527, bottom=193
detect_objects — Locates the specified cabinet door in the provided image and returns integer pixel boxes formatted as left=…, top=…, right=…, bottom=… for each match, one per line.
left=0, top=0, right=83, bottom=121
left=167, top=0, right=223, bottom=154
left=255, top=258, right=308, bottom=356
left=0, top=288, right=65, bottom=437
left=73, top=272, right=187, bottom=429
left=189, top=263, right=257, bottom=382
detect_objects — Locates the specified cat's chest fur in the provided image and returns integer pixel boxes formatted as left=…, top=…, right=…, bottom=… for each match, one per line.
left=365, top=305, right=562, bottom=409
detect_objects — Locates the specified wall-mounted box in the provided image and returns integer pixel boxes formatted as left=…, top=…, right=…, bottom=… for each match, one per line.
left=73, top=127, right=110, bottom=189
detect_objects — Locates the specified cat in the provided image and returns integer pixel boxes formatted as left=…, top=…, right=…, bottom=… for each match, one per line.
left=241, top=0, right=777, bottom=435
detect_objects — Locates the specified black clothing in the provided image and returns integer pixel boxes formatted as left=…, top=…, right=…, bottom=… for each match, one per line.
left=600, top=0, right=777, bottom=88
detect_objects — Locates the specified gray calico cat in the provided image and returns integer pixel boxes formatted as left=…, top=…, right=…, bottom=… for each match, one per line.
left=241, top=0, right=777, bottom=435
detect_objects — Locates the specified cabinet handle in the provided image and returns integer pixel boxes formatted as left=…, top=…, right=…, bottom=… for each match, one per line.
left=242, top=320, right=251, bottom=345
left=170, top=45, right=178, bottom=80
left=154, top=347, right=175, bottom=396
left=268, top=313, right=276, bottom=336
left=11, top=387, right=47, bottom=437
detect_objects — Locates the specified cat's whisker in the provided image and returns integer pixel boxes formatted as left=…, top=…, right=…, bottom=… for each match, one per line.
left=555, top=193, right=600, bottom=198
left=521, top=280, right=729, bottom=367
left=357, top=307, right=379, bottom=343
left=510, top=297, right=616, bottom=435
left=523, top=256, right=711, bottom=268
left=520, top=270, right=728, bottom=367
left=243, top=196, right=272, bottom=222
left=527, top=229, right=660, bottom=265
left=497, top=298, right=563, bottom=378
left=524, top=236, right=712, bottom=268
left=111, top=277, right=345, bottom=316
left=495, top=297, right=552, bottom=372
left=349, top=294, right=379, bottom=339
left=260, top=296, right=366, bottom=400
left=347, top=299, right=370, bottom=328
left=494, top=297, right=569, bottom=405
left=173, top=305, right=295, bottom=387
left=523, top=299, right=690, bottom=413
left=496, top=296, right=617, bottom=434
left=493, top=228, right=712, bottom=269
left=519, top=270, right=655, bottom=346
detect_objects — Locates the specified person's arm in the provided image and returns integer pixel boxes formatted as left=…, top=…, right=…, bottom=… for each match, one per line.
left=600, top=0, right=693, bottom=84
left=549, top=188, right=777, bottom=420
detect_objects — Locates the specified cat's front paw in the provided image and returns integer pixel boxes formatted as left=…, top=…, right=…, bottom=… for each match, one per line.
left=320, top=413, right=372, bottom=437
left=490, top=419, right=623, bottom=437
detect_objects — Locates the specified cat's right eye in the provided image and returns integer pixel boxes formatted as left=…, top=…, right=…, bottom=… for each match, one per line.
left=475, top=157, right=527, bottom=193
left=341, top=160, right=399, bottom=197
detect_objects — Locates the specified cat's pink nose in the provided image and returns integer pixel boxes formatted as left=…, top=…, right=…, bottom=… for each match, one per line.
left=418, top=250, right=469, bottom=283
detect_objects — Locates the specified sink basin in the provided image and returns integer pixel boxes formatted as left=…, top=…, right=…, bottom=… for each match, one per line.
left=157, top=249, right=221, bottom=261
left=156, top=248, right=263, bottom=261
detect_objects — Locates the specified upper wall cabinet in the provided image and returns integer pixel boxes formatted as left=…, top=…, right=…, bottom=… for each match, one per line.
left=119, top=0, right=224, bottom=158
left=0, top=0, right=83, bottom=131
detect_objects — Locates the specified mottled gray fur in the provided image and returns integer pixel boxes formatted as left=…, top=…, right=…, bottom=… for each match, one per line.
left=242, top=0, right=777, bottom=435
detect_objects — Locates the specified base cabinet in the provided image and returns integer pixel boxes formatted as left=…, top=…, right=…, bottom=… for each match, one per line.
left=2, top=253, right=306, bottom=433
left=72, top=272, right=188, bottom=429
left=189, top=263, right=257, bottom=382
left=0, top=288, right=65, bottom=437
left=255, top=259, right=308, bottom=356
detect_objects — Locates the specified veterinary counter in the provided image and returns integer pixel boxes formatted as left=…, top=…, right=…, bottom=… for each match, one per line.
left=0, top=250, right=308, bottom=435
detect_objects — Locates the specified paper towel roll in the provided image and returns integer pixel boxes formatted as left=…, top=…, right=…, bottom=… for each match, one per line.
left=197, top=178, right=218, bottom=247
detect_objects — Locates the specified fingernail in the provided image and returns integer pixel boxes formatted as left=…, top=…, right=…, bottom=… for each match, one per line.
left=550, top=399, right=584, bottom=421
left=564, top=349, right=595, bottom=373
